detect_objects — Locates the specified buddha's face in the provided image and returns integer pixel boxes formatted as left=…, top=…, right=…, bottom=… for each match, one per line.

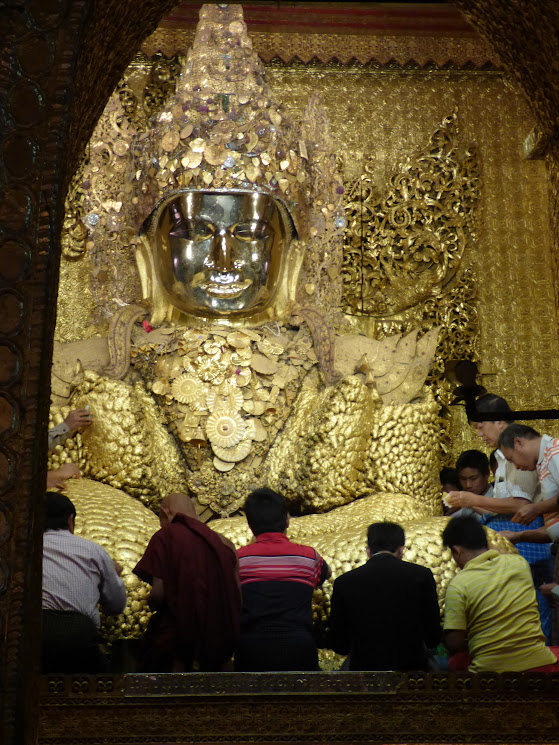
left=153, top=191, right=287, bottom=317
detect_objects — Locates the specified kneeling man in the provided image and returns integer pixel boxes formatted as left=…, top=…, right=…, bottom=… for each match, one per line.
left=134, top=493, right=241, bottom=672
left=442, top=516, right=559, bottom=672
left=329, top=522, right=441, bottom=671
left=42, top=491, right=126, bottom=673
left=236, top=487, right=330, bottom=672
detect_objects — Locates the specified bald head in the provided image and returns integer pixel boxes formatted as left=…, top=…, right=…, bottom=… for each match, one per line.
left=159, top=492, right=198, bottom=527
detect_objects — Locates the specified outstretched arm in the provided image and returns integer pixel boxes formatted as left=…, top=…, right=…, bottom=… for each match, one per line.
left=446, top=491, right=529, bottom=515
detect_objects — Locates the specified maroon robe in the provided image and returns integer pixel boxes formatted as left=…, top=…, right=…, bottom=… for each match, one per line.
left=134, top=514, right=240, bottom=671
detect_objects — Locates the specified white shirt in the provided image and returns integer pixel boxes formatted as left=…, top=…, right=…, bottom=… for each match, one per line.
left=494, top=448, right=539, bottom=502
left=42, top=529, right=126, bottom=627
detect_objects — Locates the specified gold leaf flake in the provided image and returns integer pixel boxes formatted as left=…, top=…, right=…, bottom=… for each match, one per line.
left=189, top=138, right=206, bottom=153
left=251, top=354, right=279, bottom=375
left=161, top=130, right=180, bottom=152
left=213, top=457, right=235, bottom=472
left=227, top=331, right=251, bottom=349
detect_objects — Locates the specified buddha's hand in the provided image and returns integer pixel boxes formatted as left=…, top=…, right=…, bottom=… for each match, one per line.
left=47, top=463, right=81, bottom=491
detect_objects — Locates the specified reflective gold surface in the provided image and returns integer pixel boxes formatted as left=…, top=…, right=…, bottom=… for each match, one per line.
left=147, top=191, right=289, bottom=317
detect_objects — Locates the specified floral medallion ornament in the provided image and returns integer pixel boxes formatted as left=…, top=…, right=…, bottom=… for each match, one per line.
left=206, top=408, right=246, bottom=448
left=171, top=375, right=207, bottom=405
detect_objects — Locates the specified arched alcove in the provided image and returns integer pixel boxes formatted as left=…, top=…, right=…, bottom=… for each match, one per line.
left=2, top=2, right=559, bottom=743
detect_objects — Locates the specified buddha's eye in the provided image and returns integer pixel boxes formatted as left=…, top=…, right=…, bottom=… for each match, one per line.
left=169, top=218, right=215, bottom=241
left=233, top=221, right=271, bottom=242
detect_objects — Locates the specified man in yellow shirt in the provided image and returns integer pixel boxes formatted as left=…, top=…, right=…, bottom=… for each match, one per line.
left=442, top=516, right=559, bottom=672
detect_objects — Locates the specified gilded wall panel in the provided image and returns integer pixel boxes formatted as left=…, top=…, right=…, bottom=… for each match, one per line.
left=265, top=65, right=559, bottom=458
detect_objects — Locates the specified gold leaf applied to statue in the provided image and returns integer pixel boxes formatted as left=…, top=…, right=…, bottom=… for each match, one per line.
left=49, top=3, right=491, bottom=653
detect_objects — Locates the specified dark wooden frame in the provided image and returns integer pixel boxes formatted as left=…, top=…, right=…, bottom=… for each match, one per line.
left=38, top=672, right=559, bottom=743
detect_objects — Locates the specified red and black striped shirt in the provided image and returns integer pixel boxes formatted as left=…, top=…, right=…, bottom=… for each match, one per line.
left=237, top=532, right=328, bottom=636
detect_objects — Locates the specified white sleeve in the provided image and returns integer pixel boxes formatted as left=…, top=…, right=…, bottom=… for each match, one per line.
left=48, top=422, right=71, bottom=451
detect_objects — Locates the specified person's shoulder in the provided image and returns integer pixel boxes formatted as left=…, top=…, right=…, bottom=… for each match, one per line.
left=333, top=560, right=370, bottom=586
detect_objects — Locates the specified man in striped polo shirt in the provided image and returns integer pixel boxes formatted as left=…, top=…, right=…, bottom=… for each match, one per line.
left=235, top=487, right=331, bottom=672
left=498, top=424, right=559, bottom=643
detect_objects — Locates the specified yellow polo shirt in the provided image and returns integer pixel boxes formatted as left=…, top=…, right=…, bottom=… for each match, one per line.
left=444, top=550, right=556, bottom=673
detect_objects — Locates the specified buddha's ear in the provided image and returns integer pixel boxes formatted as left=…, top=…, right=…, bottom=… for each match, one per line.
left=136, top=235, right=169, bottom=326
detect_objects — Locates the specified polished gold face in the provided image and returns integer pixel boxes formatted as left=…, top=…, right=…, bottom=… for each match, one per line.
left=152, top=190, right=287, bottom=317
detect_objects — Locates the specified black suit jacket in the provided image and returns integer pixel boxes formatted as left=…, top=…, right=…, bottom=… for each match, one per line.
left=328, top=553, right=441, bottom=671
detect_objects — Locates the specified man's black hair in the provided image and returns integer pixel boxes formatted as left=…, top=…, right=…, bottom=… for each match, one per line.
left=44, top=491, right=76, bottom=532
left=474, top=393, right=511, bottom=417
left=456, top=449, right=490, bottom=476
left=498, top=423, right=541, bottom=451
left=441, top=516, right=488, bottom=551
left=440, top=467, right=460, bottom=490
left=367, top=522, right=405, bottom=554
left=244, top=487, right=288, bottom=536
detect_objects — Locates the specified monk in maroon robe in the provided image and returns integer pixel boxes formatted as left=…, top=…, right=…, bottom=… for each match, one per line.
left=134, top=493, right=241, bottom=672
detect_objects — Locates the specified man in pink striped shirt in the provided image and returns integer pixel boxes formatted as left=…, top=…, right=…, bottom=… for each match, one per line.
left=235, top=487, right=331, bottom=671
left=42, top=492, right=126, bottom=673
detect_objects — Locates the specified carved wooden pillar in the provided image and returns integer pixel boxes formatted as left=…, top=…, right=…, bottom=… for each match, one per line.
left=0, top=2, right=175, bottom=743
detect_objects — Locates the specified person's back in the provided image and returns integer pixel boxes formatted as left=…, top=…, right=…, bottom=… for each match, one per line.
left=329, top=522, right=441, bottom=671
left=42, top=491, right=126, bottom=673
left=235, top=487, right=330, bottom=672
left=442, top=516, right=558, bottom=673
left=133, top=493, right=240, bottom=672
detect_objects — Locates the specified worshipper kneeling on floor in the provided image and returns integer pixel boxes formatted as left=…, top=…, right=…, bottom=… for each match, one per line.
left=445, top=393, right=553, bottom=640
left=42, top=491, right=126, bottom=673
left=235, top=487, right=331, bottom=672
left=133, top=493, right=241, bottom=672
left=328, top=522, right=441, bottom=671
left=442, top=516, right=559, bottom=672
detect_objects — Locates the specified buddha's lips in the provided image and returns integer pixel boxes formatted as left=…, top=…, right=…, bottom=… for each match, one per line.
left=191, top=273, right=252, bottom=297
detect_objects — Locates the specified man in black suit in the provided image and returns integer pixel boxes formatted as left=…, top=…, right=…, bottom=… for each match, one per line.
left=328, top=522, right=441, bottom=671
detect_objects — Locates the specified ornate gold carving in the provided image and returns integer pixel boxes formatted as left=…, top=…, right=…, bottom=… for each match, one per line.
left=340, top=111, right=481, bottom=462
left=142, top=29, right=501, bottom=69
left=342, top=111, right=479, bottom=319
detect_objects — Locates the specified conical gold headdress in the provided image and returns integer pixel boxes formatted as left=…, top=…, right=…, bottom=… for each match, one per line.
left=132, top=4, right=309, bottom=235
left=74, top=4, right=346, bottom=329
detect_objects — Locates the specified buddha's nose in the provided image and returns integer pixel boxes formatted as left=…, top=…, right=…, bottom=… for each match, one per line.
left=211, top=230, right=233, bottom=272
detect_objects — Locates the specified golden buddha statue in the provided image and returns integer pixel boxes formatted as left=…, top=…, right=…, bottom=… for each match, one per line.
left=49, top=4, right=514, bottom=649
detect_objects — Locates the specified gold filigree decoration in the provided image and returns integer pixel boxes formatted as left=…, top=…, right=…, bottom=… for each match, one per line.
left=341, top=111, right=481, bottom=461
left=342, top=110, right=479, bottom=319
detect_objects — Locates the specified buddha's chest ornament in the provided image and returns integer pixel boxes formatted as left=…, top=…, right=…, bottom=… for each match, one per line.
left=131, top=323, right=316, bottom=514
